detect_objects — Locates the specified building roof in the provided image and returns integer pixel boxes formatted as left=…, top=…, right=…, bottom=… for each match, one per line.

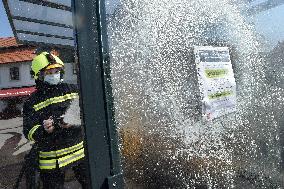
left=0, top=37, right=21, bottom=48
left=0, top=37, right=36, bottom=64
left=0, top=48, right=36, bottom=64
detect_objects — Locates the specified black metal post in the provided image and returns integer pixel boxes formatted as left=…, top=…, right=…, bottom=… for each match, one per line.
left=72, top=0, right=124, bottom=188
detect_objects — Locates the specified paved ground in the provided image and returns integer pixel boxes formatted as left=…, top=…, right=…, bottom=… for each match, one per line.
left=0, top=117, right=82, bottom=189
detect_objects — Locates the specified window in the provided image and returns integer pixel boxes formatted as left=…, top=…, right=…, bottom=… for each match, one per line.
left=10, top=67, right=20, bottom=80
left=72, top=63, right=77, bottom=75
left=30, top=69, right=34, bottom=79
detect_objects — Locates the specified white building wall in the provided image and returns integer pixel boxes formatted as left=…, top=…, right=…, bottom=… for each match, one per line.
left=64, top=63, right=77, bottom=84
left=0, top=62, right=77, bottom=89
left=0, top=62, right=35, bottom=89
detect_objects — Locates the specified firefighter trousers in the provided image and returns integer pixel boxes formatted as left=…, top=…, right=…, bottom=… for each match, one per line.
left=40, top=160, right=88, bottom=189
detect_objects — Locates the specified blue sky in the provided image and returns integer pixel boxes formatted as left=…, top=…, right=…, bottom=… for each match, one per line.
left=0, top=1, right=284, bottom=48
left=0, top=1, right=13, bottom=37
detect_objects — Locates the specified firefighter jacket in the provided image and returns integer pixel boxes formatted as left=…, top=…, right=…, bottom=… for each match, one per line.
left=23, top=82, right=85, bottom=171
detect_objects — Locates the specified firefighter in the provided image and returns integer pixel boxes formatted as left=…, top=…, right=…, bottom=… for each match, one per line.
left=22, top=51, right=88, bottom=189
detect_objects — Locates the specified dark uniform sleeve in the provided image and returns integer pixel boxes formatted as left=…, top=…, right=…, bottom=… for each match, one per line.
left=23, top=101, right=47, bottom=142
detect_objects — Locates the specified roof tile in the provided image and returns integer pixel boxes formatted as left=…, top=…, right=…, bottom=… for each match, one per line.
left=0, top=48, right=36, bottom=64
left=0, top=37, right=22, bottom=48
left=0, top=37, right=36, bottom=64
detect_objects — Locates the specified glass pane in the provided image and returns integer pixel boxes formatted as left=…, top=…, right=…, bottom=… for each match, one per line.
left=105, top=0, right=120, bottom=15
left=46, top=0, right=71, bottom=7
left=106, top=0, right=284, bottom=188
left=13, top=20, right=73, bottom=38
left=17, top=33, right=74, bottom=46
left=8, top=0, right=73, bottom=26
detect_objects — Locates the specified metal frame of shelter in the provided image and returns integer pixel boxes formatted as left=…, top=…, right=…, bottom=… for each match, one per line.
left=3, top=0, right=124, bottom=188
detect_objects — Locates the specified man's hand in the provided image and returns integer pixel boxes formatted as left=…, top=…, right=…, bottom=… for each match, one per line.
left=43, top=116, right=55, bottom=133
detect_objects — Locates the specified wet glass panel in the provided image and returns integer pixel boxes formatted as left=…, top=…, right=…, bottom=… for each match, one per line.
left=45, top=0, right=71, bottom=7
left=105, top=0, right=120, bottom=15
left=17, top=33, right=74, bottom=47
left=106, top=0, right=284, bottom=188
left=13, top=20, right=73, bottom=38
left=7, top=0, right=72, bottom=26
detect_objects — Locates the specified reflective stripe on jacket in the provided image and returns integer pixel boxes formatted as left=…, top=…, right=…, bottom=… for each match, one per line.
left=33, top=93, right=79, bottom=112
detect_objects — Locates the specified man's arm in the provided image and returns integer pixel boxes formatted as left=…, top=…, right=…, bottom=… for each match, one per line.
left=23, top=102, right=51, bottom=142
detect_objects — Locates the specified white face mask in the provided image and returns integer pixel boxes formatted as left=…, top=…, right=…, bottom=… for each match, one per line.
left=44, top=73, right=62, bottom=85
